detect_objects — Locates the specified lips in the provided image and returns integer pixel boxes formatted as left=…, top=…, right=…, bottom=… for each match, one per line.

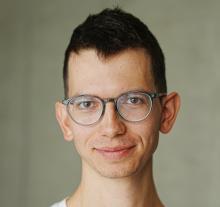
left=95, top=145, right=135, bottom=160
left=96, top=146, right=134, bottom=152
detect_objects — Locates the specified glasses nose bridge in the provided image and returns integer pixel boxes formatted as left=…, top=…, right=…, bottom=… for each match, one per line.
left=102, top=97, right=118, bottom=111
left=103, top=97, right=116, bottom=104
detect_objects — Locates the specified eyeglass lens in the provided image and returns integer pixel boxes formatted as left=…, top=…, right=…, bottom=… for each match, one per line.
left=117, top=92, right=152, bottom=122
left=68, top=96, right=103, bottom=125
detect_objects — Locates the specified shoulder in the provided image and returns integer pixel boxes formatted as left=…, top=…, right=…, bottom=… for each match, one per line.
left=50, top=198, right=67, bottom=207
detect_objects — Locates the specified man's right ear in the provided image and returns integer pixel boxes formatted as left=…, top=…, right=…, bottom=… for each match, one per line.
left=55, top=102, right=74, bottom=141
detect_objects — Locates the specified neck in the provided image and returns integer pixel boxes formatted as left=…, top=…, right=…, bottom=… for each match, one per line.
left=67, top=158, right=164, bottom=207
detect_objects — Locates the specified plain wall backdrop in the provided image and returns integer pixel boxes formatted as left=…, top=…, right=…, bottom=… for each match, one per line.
left=0, top=0, right=219, bottom=206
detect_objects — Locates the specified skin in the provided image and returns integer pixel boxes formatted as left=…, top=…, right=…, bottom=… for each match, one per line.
left=55, top=48, right=180, bottom=207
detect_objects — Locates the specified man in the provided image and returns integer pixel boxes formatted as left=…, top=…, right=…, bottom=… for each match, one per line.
left=52, top=8, right=180, bottom=207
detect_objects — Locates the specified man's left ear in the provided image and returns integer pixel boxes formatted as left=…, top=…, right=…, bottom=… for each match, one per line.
left=159, top=92, right=181, bottom=134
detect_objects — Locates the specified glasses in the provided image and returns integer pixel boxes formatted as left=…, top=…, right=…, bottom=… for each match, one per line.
left=62, top=91, right=166, bottom=126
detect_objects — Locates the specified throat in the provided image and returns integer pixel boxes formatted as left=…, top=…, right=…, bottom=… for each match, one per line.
left=67, top=159, right=164, bottom=207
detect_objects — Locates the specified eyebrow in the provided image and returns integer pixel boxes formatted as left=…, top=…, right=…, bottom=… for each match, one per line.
left=69, top=88, right=155, bottom=99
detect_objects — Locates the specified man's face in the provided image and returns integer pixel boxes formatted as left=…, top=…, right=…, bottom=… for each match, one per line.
left=61, top=48, right=163, bottom=178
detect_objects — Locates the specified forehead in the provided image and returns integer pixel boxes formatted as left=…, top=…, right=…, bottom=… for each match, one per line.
left=67, top=48, right=155, bottom=97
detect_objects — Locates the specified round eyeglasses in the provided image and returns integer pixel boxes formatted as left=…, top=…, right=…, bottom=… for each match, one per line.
left=62, top=91, right=166, bottom=126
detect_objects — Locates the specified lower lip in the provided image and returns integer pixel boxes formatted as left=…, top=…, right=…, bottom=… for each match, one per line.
left=95, top=146, right=135, bottom=160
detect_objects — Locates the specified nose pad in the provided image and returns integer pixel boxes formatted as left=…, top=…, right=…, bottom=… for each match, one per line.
left=99, top=102, right=126, bottom=138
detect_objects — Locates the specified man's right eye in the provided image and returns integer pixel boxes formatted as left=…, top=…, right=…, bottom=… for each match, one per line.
left=77, top=101, right=94, bottom=109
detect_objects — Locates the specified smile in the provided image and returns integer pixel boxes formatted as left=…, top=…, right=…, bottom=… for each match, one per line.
left=95, top=145, right=135, bottom=160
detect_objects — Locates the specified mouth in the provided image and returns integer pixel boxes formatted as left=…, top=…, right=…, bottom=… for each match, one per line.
left=94, top=145, right=135, bottom=160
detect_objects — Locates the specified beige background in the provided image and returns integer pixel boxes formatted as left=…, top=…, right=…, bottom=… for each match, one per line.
left=0, top=0, right=219, bottom=206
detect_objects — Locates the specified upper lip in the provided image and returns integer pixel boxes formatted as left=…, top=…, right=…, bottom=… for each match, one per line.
left=95, top=145, right=135, bottom=152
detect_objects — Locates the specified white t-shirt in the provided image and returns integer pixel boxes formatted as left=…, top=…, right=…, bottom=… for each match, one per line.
left=50, top=199, right=67, bottom=207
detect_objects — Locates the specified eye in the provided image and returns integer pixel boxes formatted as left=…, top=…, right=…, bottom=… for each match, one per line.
left=73, top=96, right=102, bottom=111
left=77, top=101, right=95, bottom=109
left=78, top=101, right=93, bottom=109
left=127, top=97, right=144, bottom=105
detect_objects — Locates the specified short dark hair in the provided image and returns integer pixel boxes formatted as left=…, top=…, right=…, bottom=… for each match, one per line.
left=63, top=8, right=167, bottom=98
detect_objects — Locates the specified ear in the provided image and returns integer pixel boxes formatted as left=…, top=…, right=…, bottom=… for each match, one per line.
left=55, top=102, right=74, bottom=141
left=160, top=92, right=181, bottom=134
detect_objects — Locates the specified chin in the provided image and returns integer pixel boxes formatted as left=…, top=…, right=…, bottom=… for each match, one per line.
left=92, top=159, right=144, bottom=179
left=96, top=166, right=138, bottom=178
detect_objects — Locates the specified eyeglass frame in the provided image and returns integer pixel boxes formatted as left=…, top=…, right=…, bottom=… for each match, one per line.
left=62, top=90, right=167, bottom=126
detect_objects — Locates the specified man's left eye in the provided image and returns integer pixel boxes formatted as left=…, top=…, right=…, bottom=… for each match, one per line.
left=127, top=97, right=143, bottom=104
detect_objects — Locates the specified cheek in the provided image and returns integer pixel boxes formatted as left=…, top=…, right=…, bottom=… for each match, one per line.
left=128, top=114, right=161, bottom=154
left=140, top=124, right=159, bottom=149
left=70, top=124, right=96, bottom=154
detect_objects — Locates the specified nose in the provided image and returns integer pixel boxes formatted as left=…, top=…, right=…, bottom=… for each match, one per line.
left=99, top=102, right=126, bottom=138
